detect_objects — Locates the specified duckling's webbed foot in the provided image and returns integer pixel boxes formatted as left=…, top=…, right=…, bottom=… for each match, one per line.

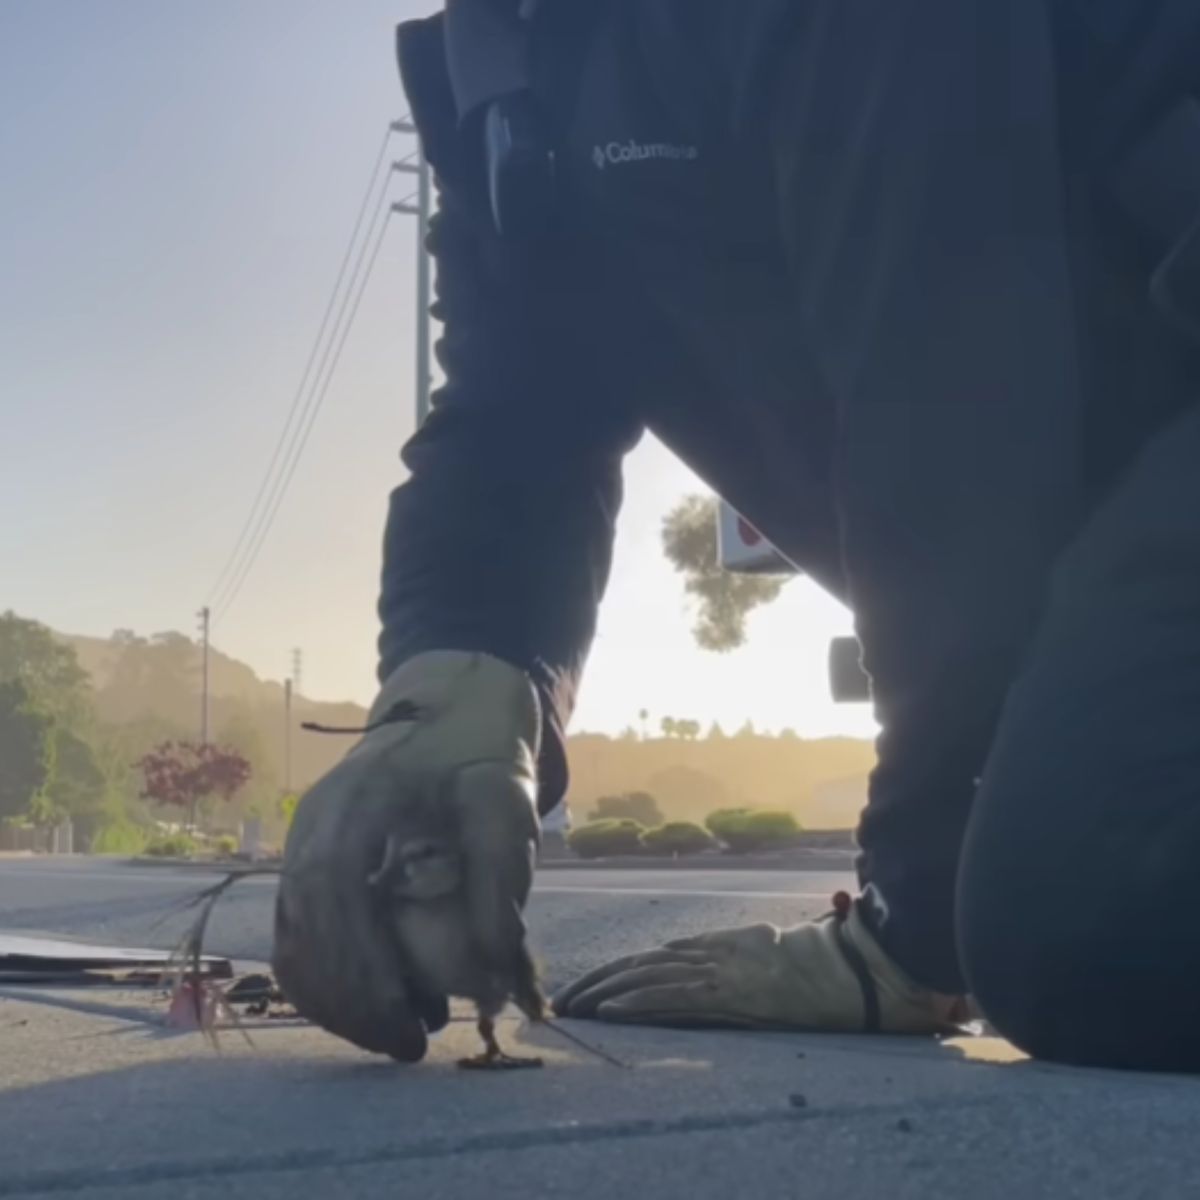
left=456, top=1015, right=544, bottom=1071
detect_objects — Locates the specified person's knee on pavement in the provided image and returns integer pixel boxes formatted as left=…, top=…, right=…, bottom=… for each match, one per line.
left=958, top=410, right=1200, bottom=1072
left=960, top=857, right=1200, bottom=1073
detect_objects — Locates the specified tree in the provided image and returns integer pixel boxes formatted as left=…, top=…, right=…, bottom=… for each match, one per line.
left=137, top=741, right=252, bottom=830
left=215, top=705, right=279, bottom=820
left=589, top=791, right=664, bottom=828
left=35, top=726, right=107, bottom=834
left=0, top=679, right=54, bottom=822
left=660, top=716, right=678, bottom=739
left=637, top=708, right=649, bottom=739
left=676, top=719, right=701, bottom=741
left=661, top=495, right=787, bottom=652
left=706, top=721, right=727, bottom=740
left=647, top=765, right=731, bottom=818
left=0, top=612, right=91, bottom=727
left=100, top=630, right=199, bottom=728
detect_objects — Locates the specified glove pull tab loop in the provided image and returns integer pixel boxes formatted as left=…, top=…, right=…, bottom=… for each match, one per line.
left=829, top=891, right=882, bottom=1034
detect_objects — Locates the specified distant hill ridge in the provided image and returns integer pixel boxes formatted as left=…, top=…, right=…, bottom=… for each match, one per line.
left=59, top=629, right=873, bottom=828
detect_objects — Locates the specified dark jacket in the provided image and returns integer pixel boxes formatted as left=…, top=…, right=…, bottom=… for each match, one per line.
left=380, top=0, right=1200, bottom=814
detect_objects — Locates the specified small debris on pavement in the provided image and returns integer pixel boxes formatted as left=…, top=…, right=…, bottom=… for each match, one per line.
left=788, top=1093, right=808, bottom=1109
left=223, top=972, right=293, bottom=1018
left=162, top=969, right=299, bottom=1038
left=896, top=1118, right=915, bottom=1133
left=165, top=979, right=219, bottom=1031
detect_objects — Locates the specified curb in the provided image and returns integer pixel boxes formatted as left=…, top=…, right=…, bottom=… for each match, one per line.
left=538, top=849, right=854, bottom=871
left=125, top=857, right=282, bottom=871
left=124, top=845, right=857, bottom=874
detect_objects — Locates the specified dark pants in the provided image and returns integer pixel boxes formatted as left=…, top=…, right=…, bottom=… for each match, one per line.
left=955, top=402, right=1200, bottom=1071
left=768, top=0, right=1200, bottom=1067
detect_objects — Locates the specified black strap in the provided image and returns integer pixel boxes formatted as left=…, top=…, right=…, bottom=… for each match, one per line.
left=831, top=903, right=882, bottom=1034
left=301, top=699, right=422, bottom=737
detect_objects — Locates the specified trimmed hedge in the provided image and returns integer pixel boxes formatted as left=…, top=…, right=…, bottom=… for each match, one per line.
left=704, top=808, right=751, bottom=837
left=567, top=818, right=644, bottom=859
left=640, top=821, right=716, bottom=857
left=143, top=833, right=198, bottom=859
left=705, top=809, right=802, bottom=854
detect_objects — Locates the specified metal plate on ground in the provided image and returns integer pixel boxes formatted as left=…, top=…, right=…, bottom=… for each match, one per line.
left=0, top=933, right=232, bottom=983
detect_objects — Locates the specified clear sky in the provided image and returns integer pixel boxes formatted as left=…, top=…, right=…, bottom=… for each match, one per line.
left=1, top=1, right=876, bottom=740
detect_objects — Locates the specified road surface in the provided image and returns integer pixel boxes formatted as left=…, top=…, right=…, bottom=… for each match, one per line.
left=6, top=856, right=1200, bottom=1200
left=0, top=855, right=855, bottom=989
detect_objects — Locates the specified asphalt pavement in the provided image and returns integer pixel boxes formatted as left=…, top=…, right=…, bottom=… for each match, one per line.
left=4, top=857, right=1200, bottom=1199
left=0, top=856, right=853, bottom=992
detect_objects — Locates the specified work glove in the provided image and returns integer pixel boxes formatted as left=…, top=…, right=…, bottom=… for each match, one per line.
left=272, top=650, right=542, bottom=1061
left=553, top=894, right=963, bottom=1034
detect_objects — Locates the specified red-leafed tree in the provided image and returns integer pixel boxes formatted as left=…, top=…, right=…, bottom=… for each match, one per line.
left=136, top=741, right=252, bottom=830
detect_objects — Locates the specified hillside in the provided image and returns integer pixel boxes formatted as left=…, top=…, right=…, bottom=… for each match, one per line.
left=565, top=733, right=874, bottom=829
left=60, top=629, right=875, bottom=829
left=63, top=630, right=368, bottom=796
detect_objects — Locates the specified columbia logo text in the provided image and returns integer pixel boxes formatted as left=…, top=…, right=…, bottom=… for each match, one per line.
left=592, top=140, right=699, bottom=170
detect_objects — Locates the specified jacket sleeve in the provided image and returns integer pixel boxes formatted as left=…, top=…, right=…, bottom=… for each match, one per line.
left=379, top=18, right=643, bottom=812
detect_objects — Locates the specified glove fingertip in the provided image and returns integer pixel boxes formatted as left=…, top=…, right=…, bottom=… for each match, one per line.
left=596, top=999, right=641, bottom=1024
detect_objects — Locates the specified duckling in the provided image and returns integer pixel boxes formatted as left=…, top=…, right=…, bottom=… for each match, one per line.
left=369, top=827, right=545, bottom=1070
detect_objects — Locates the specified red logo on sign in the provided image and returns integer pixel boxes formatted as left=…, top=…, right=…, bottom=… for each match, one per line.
left=737, top=516, right=763, bottom=547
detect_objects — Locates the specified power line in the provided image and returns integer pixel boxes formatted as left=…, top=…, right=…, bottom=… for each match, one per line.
left=207, top=124, right=394, bottom=611
left=212, top=205, right=396, bottom=624
left=212, top=167, right=395, bottom=622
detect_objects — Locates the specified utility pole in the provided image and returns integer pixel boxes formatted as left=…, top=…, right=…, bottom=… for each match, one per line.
left=197, top=606, right=211, bottom=746
left=284, top=649, right=301, bottom=795
left=391, top=121, right=433, bottom=427
left=283, top=678, right=293, bottom=796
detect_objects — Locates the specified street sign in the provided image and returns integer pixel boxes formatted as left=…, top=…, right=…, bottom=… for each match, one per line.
left=716, top=500, right=796, bottom=575
left=715, top=499, right=871, bottom=703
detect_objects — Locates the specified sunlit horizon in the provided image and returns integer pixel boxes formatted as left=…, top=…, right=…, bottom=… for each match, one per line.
left=2, top=0, right=877, bottom=745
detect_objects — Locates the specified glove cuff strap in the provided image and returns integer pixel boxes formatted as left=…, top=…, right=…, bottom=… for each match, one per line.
left=830, top=891, right=882, bottom=1033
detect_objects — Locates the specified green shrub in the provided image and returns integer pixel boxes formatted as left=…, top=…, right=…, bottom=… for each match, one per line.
left=213, top=834, right=238, bottom=858
left=90, top=821, right=149, bottom=856
left=640, top=821, right=716, bottom=857
left=279, top=793, right=300, bottom=828
left=705, top=809, right=801, bottom=854
left=143, top=833, right=198, bottom=859
left=567, top=818, right=644, bottom=860
left=704, top=809, right=753, bottom=839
